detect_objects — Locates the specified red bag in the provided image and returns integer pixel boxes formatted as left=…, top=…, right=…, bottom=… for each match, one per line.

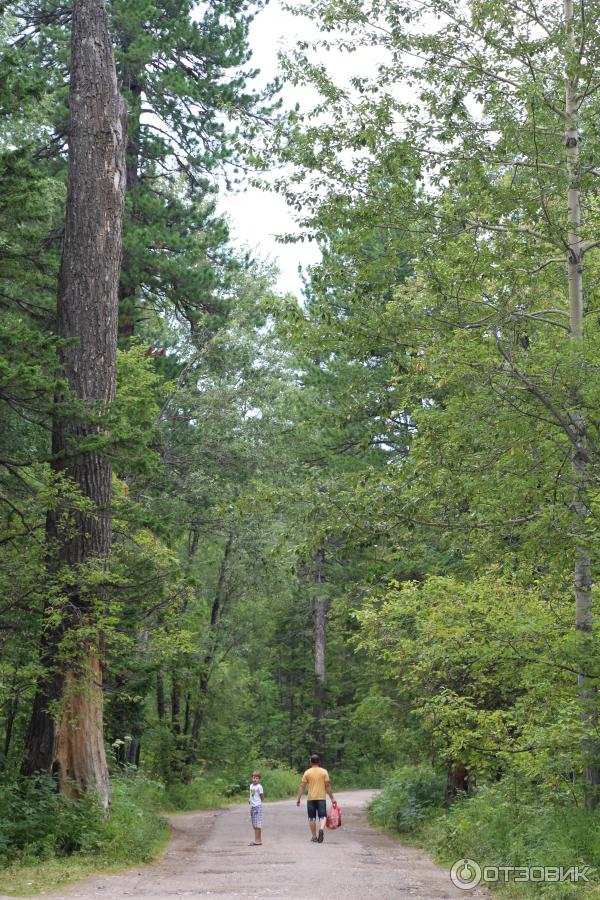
left=326, top=802, right=342, bottom=829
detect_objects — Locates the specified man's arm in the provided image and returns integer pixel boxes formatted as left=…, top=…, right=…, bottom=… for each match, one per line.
left=325, top=779, right=335, bottom=803
left=296, top=780, right=306, bottom=806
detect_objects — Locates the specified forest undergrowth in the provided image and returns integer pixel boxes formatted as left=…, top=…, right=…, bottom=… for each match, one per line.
left=370, top=768, right=600, bottom=898
left=0, top=763, right=300, bottom=896
left=6, top=0, right=600, bottom=894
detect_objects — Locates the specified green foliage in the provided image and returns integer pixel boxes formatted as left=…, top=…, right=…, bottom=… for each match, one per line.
left=334, top=767, right=389, bottom=790
left=4, top=0, right=279, bottom=338
left=427, top=778, right=600, bottom=897
left=353, top=572, right=600, bottom=792
left=8, top=0, right=600, bottom=890
left=103, top=774, right=168, bottom=862
left=369, top=766, right=447, bottom=835
left=163, top=763, right=299, bottom=811
left=0, top=773, right=166, bottom=866
left=256, top=765, right=301, bottom=800
left=110, top=346, right=162, bottom=477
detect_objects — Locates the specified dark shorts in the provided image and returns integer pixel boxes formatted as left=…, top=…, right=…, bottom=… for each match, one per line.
left=307, top=799, right=326, bottom=821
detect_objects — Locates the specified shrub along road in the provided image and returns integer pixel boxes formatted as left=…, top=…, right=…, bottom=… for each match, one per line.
left=5, top=790, right=488, bottom=899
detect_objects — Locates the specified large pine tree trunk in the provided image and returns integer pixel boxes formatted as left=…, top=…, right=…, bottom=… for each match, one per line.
left=21, top=0, right=127, bottom=809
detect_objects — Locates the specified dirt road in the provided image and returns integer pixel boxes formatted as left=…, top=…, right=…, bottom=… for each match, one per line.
left=24, top=790, right=487, bottom=899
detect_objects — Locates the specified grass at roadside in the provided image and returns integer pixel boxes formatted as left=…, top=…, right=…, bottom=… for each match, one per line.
left=0, top=762, right=379, bottom=896
left=0, top=829, right=171, bottom=898
left=163, top=762, right=299, bottom=811
left=0, top=763, right=299, bottom=897
left=368, top=767, right=600, bottom=899
left=0, top=774, right=169, bottom=897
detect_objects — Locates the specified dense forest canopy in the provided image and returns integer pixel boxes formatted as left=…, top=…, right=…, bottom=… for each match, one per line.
left=3, top=0, right=600, bottom=889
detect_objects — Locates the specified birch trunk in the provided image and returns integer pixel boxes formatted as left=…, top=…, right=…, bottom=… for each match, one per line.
left=185, top=533, right=234, bottom=771
left=312, top=548, right=327, bottom=756
left=21, top=0, right=127, bottom=808
left=117, top=47, right=142, bottom=342
left=564, top=0, right=599, bottom=805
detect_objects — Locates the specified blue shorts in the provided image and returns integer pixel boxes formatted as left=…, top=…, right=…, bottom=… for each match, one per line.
left=307, top=799, right=326, bottom=821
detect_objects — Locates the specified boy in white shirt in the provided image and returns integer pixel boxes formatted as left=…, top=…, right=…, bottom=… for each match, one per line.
left=249, top=770, right=264, bottom=845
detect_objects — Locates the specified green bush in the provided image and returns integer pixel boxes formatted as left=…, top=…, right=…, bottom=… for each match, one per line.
left=163, top=772, right=236, bottom=810
left=426, top=779, right=600, bottom=897
left=335, top=766, right=388, bottom=790
left=99, top=772, right=167, bottom=862
left=0, top=761, right=297, bottom=880
left=0, top=772, right=167, bottom=867
left=0, top=775, right=103, bottom=864
left=369, top=765, right=446, bottom=834
left=256, top=764, right=299, bottom=800
left=163, top=762, right=298, bottom=811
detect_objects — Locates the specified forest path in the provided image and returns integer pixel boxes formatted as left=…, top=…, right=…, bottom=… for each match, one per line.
left=38, top=790, right=486, bottom=899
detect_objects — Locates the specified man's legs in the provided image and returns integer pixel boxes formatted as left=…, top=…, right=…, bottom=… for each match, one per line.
left=317, top=800, right=326, bottom=842
left=307, top=800, right=318, bottom=841
left=254, top=825, right=262, bottom=844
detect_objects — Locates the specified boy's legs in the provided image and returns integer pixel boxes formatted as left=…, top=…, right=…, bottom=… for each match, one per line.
left=250, top=806, right=263, bottom=845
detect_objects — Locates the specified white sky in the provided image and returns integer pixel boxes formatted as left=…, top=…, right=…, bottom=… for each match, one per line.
left=218, top=2, right=385, bottom=296
left=217, top=2, right=322, bottom=297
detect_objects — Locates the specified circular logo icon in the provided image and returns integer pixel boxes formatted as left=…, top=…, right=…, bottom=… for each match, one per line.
left=450, top=858, right=482, bottom=890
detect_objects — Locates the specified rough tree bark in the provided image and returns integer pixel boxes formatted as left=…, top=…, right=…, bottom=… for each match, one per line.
left=171, top=676, right=182, bottom=734
left=185, top=533, right=234, bottom=770
left=117, top=49, right=142, bottom=342
left=156, top=672, right=166, bottom=721
left=564, top=0, right=599, bottom=806
left=3, top=685, right=18, bottom=765
left=446, top=763, right=471, bottom=802
left=312, top=548, right=327, bottom=757
left=21, top=0, right=127, bottom=809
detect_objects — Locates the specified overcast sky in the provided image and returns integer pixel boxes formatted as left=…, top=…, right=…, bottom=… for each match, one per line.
left=217, top=2, right=321, bottom=297
left=217, top=2, right=385, bottom=296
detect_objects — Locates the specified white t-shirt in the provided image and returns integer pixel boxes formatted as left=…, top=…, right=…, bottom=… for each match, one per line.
left=249, top=783, right=264, bottom=806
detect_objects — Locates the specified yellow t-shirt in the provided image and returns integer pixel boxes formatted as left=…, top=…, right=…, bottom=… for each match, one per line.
left=302, top=766, right=329, bottom=800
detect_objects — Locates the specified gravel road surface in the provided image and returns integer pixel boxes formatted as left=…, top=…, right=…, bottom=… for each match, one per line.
left=6, top=790, right=488, bottom=899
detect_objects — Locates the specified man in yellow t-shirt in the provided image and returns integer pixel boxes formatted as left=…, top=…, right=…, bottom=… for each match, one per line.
left=295, top=753, right=336, bottom=843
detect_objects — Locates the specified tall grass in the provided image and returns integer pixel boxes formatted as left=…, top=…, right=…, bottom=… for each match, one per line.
left=426, top=780, right=600, bottom=898
left=0, top=761, right=300, bottom=895
left=369, top=767, right=600, bottom=897
left=368, top=766, right=446, bottom=834
left=335, top=765, right=388, bottom=790
left=163, top=762, right=299, bottom=811
left=0, top=772, right=167, bottom=868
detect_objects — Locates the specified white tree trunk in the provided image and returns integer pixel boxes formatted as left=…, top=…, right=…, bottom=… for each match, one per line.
left=564, top=0, right=598, bottom=804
